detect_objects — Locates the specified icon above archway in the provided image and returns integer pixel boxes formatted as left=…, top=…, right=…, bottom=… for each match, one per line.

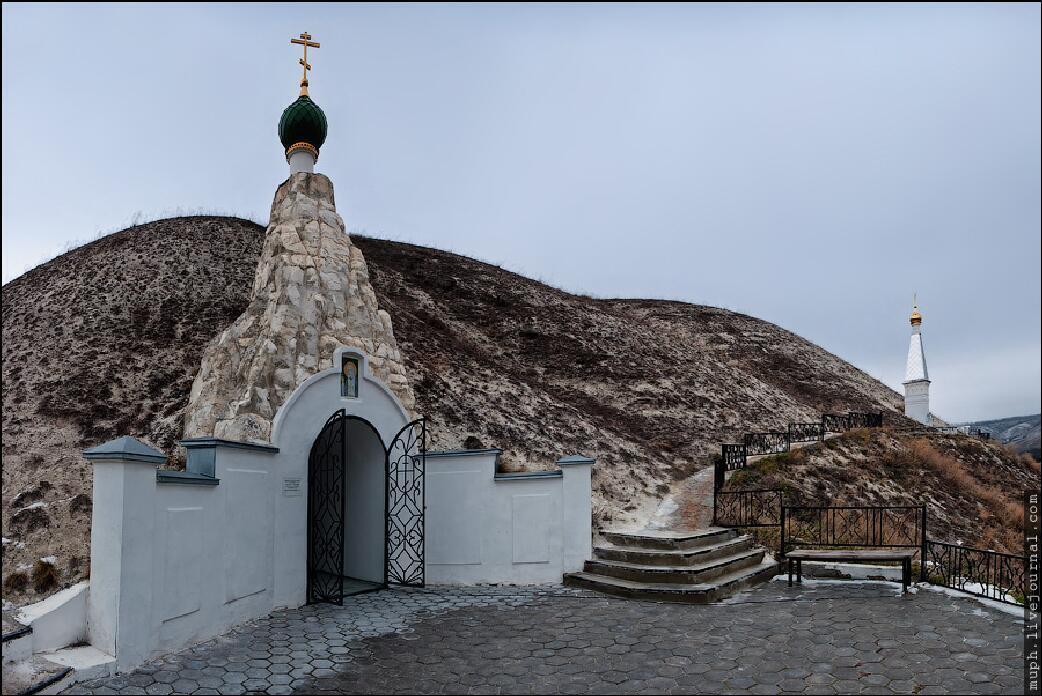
left=341, top=355, right=359, bottom=398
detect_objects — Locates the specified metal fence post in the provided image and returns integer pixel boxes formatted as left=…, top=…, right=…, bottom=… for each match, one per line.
left=779, top=505, right=786, bottom=561
left=920, top=504, right=928, bottom=583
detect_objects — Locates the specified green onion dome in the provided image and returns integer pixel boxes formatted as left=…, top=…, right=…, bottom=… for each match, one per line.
left=278, top=95, right=328, bottom=159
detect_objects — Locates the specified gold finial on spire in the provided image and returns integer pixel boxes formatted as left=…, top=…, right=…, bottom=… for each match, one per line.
left=290, top=32, right=320, bottom=97
left=910, top=293, right=922, bottom=326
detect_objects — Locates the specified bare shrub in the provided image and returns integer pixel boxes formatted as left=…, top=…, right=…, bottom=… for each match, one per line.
left=1019, top=453, right=1041, bottom=475
left=31, top=560, right=59, bottom=594
left=3, top=572, right=29, bottom=593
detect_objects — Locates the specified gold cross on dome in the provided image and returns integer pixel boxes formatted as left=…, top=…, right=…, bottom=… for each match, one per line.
left=290, top=32, right=320, bottom=96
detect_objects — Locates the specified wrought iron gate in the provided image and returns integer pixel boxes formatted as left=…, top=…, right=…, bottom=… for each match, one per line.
left=385, top=418, right=426, bottom=586
left=307, top=412, right=427, bottom=604
left=306, top=410, right=348, bottom=605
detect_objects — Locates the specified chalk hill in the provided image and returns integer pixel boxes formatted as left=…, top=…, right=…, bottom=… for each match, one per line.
left=3, top=215, right=907, bottom=602
left=723, top=429, right=1039, bottom=554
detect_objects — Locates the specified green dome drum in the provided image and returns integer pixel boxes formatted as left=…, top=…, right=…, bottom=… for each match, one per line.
left=279, top=95, right=328, bottom=160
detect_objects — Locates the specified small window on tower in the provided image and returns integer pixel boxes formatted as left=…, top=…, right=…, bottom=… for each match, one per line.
left=341, top=356, right=359, bottom=398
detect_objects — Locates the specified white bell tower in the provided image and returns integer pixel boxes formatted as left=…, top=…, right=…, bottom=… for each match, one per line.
left=903, top=300, right=931, bottom=425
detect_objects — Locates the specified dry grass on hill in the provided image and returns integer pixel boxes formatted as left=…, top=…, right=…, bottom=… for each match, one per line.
left=725, top=429, right=1039, bottom=554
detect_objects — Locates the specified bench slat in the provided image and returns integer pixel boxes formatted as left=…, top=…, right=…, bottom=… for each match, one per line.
left=785, top=549, right=916, bottom=561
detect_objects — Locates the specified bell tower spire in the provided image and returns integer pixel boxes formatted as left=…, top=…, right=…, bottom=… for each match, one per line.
left=903, top=296, right=931, bottom=424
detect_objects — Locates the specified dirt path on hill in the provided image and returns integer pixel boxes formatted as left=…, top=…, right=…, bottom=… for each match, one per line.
left=646, top=466, right=715, bottom=530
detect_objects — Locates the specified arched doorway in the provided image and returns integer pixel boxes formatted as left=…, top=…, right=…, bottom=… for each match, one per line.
left=306, top=410, right=426, bottom=605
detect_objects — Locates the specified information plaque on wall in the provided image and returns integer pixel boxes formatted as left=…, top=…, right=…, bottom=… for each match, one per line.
left=282, top=477, right=302, bottom=497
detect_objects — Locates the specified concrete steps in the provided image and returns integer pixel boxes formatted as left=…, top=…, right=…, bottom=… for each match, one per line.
left=3, top=611, right=33, bottom=664
left=40, top=645, right=116, bottom=684
left=593, top=534, right=755, bottom=566
left=2, top=584, right=114, bottom=694
left=583, top=548, right=766, bottom=584
left=1, top=644, right=114, bottom=695
left=601, top=527, right=740, bottom=551
left=565, top=528, right=779, bottom=603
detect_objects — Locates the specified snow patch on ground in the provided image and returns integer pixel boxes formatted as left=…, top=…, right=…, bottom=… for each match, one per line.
left=647, top=496, right=679, bottom=529
left=767, top=576, right=903, bottom=592
left=918, top=582, right=1024, bottom=618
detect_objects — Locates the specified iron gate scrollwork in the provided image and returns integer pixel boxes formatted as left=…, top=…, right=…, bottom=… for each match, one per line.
left=386, top=418, right=426, bottom=586
left=307, top=411, right=429, bottom=604
left=307, top=410, right=348, bottom=605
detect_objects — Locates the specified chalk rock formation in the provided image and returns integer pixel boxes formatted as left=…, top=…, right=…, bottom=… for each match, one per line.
left=183, top=173, right=414, bottom=442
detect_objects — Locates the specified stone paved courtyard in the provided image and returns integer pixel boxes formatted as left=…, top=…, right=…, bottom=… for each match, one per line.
left=65, top=580, right=1024, bottom=695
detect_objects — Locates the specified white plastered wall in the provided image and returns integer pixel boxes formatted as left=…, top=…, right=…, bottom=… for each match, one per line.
left=342, top=419, right=387, bottom=584
left=425, top=452, right=593, bottom=584
left=87, top=347, right=409, bottom=671
left=87, top=346, right=594, bottom=672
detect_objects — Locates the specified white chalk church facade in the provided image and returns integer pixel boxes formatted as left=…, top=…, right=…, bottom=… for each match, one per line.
left=903, top=302, right=931, bottom=425
left=77, top=34, right=594, bottom=672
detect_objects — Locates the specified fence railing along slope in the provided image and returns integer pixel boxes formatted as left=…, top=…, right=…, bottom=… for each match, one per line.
left=710, top=411, right=1028, bottom=605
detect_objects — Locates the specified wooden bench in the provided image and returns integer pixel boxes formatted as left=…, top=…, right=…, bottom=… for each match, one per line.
left=785, top=549, right=916, bottom=592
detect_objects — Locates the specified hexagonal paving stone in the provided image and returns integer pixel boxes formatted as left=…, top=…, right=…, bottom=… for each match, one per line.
left=60, top=582, right=1023, bottom=695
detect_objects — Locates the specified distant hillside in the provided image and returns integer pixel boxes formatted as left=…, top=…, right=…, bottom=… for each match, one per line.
left=965, top=414, right=1041, bottom=461
left=725, top=430, right=1040, bottom=554
left=3, top=215, right=909, bottom=603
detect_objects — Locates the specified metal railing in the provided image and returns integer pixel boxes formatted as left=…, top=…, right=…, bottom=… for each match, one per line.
left=710, top=494, right=1029, bottom=606
left=780, top=505, right=925, bottom=558
left=890, top=425, right=993, bottom=441
left=714, top=412, right=885, bottom=492
left=713, top=489, right=783, bottom=528
left=848, top=412, right=884, bottom=428
left=788, top=422, right=825, bottom=443
left=716, top=443, right=747, bottom=492
left=744, top=431, right=789, bottom=456
left=923, top=540, right=1027, bottom=604
left=706, top=409, right=1025, bottom=605
left=823, top=411, right=884, bottom=433
left=722, top=443, right=748, bottom=471
left=822, top=413, right=850, bottom=433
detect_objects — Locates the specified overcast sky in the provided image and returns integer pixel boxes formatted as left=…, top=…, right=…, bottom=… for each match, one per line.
left=3, top=3, right=1039, bottom=422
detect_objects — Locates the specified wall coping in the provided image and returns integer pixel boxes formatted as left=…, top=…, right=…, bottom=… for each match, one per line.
left=556, top=454, right=595, bottom=466
left=425, top=448, right=503, bottom=458
left=178, top=437, right=280, bottom=453
left=83, top=436, right=166, bottom=464
left=156, top=470, right=221, bottom=486
left=494, top=470, right=563, bottom=482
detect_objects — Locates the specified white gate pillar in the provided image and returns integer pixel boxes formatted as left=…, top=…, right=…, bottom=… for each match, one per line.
left=558, top=455, right=595, bottom=572
left=84, top=437, right=163, bottom=669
